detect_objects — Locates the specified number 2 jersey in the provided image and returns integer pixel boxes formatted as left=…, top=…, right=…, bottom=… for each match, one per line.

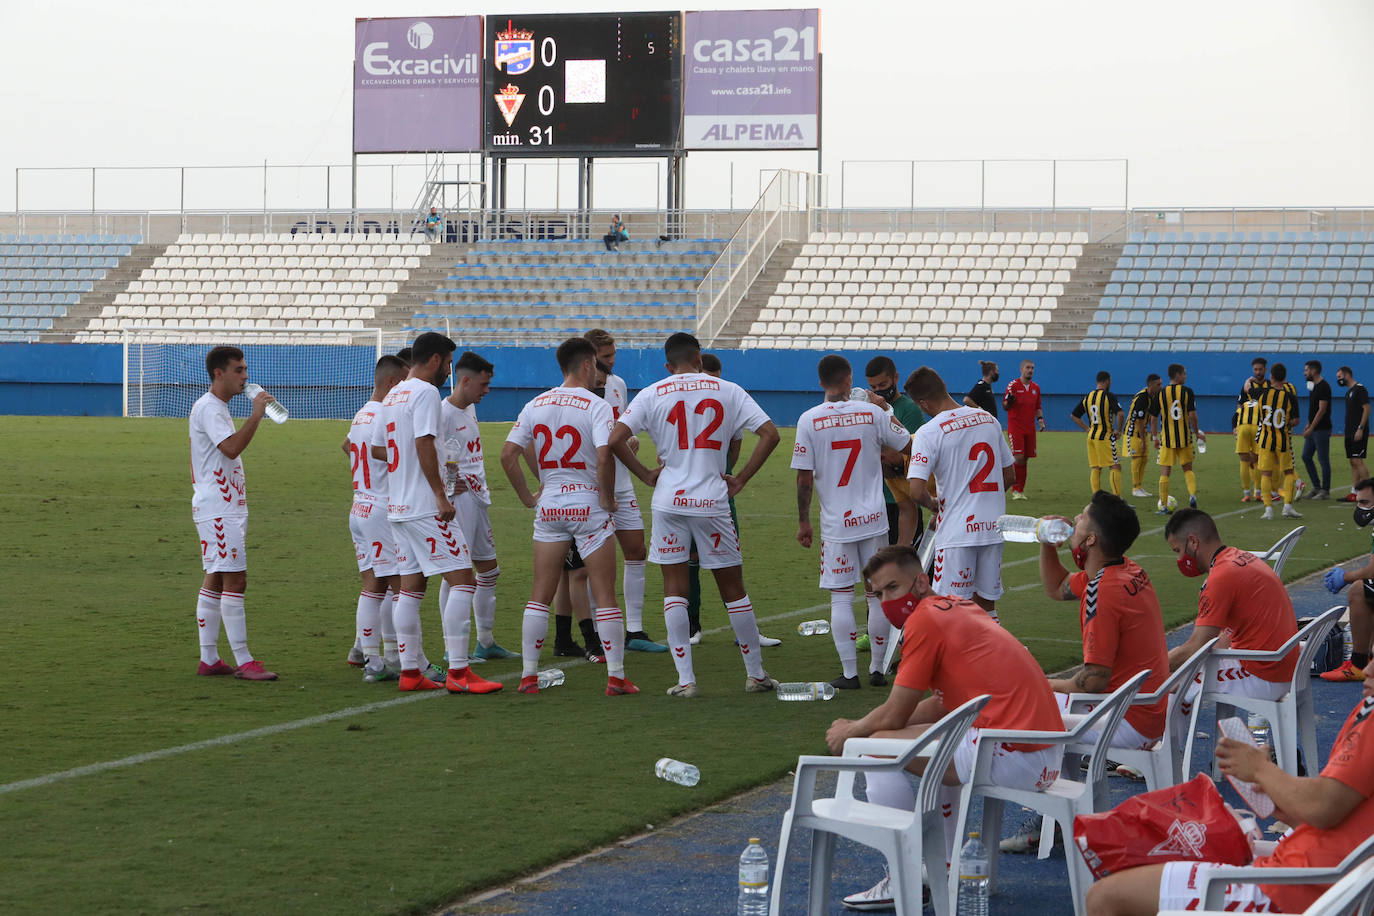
left=618, top=372, right=771, bottom=517
left=792, top=399, right=912, bottom=542
left=346, top=399, right=389, bottom=513
left=505, top=386, right=614, bottom=509
left=907, top=405, right=1013, bottom=548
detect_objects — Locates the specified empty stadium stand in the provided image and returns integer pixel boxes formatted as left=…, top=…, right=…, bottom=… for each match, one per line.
left=736, top=231, right=1088, bottom=350
left=0, top=234, right=140, bottom=342
left=1087, top=231, right=1374, bottom=351
left=408, top=238, right=723, bottom=346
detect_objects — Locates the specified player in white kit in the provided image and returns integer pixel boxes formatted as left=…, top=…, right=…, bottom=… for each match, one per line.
left=500, top=337, right=638, bottom=696
left=610, top=332, right=782, bottom=697
left=794, top=355, right=913, bottom=689
left=189, top=345, right=277, bottom=680
left=905, top=367, right=1015, bottom=620
left=373, top=332, right=502, bottom=694
left=438, top=351, right=517, bottom=662
left=585, top=328, right=666, bottom=653
left=343, top=354, right=408, bottom=682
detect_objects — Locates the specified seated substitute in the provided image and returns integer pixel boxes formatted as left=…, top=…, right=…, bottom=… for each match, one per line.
left=1320, top=476, right=1374, bottom=682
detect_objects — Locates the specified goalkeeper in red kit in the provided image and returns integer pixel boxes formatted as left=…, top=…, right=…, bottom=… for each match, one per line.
left=1003, top=359, right=1046, bottom=499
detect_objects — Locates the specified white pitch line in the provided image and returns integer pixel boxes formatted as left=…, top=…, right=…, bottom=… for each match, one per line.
left=0, top=602, right=830, bottom=798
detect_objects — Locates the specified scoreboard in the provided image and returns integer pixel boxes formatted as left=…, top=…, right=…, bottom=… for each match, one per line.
left=483, top=12, right=681, bottom=155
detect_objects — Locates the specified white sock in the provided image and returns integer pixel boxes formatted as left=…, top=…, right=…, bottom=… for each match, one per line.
left=219, top=590, right=253, bottom=665
left=443, top=583, right=475, bottom=671
left=865, top=593, right=892, bottom=674
left=864, top=770, right=915, bottom=810
left=196, top=588, right=222, bottom=665
left=664, top=597, right=695, bottom=685
left=356, top=590, right=384, bottom=659
left=623, top=560, right=647, bottom=632
left=829, top=587, right=859, bottom=678
left=474, top=566, right=499, bottom=646
left=596, top=606, right=626, bottom=678
left=725, top=595, right=765, bottom=679
left=940, top=784, right=961, bottom=866
left=395, top=589, right=424, bottom=671
left=521, top=601, right=550, bottom=677
left=381, top=588, right=399, bottom=664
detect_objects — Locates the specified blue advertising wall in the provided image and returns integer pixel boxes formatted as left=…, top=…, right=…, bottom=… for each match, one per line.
left=1, top=343, right=1369, bottom=432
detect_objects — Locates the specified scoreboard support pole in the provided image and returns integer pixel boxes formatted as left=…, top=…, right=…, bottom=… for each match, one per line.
left=667, top=153, right=685, bottom=240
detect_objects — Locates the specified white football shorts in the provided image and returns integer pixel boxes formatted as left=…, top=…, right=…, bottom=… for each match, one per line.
left=532, top=501, right=616, bottom=558
left=349, top=501, right=398, bottom=576
left=952, top=728, right=1063, bottom=789
left=1181, top=657, right=1290, bottom=708
left=611, top=489, right=644, bottom=532
left=389, top=515, right=472, bottom=577
left=649, top=510, right=741, bottom=569
left=1158, top=862, right=1279, bottom=913
left=1055, top=692, right=1156, bottom=749
left=932, top=542, right=1005, bottom=601
left=454, top=492, right=497, bottom=563
left=196, top=515, right=247, bottom=573
left=818, top=532, right=888, bottom=590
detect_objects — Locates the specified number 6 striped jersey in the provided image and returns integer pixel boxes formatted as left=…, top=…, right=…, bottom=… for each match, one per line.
left=793, top=399, right=912, bottom=542
left=907, top=405, right=1014, bottom=548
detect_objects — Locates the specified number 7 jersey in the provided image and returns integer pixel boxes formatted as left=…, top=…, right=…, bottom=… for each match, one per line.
left=907, top=405, right=1013, bottom=547
left=618, top=372, right=771, bottom=516
left=793, top=400, right=912, bottom=542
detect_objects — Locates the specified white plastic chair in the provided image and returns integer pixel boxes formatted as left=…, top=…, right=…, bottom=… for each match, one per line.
left=1243, top=525, right=1305, bottom=577
left=1065, top=637, right=1219, bottom=791
left=949, top=670, right=1150, bottom=916
left=769, top=694, right=991, bottom=916
left=1182, top=605, right=1344, bottom=778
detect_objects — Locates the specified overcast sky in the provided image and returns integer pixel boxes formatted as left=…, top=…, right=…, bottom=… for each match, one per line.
left=2, top=0, right=1372, bottom=212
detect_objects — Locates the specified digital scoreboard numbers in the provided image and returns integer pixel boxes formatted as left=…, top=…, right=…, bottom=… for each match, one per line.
left=484, top=12, right=681, bottom=154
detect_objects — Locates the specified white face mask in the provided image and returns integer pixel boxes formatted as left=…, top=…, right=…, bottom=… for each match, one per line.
left=1307, top=380, right=1316, bottom=391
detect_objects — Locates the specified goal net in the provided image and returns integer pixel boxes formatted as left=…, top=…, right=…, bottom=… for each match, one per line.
left=122, top=326, right=394, bottom=419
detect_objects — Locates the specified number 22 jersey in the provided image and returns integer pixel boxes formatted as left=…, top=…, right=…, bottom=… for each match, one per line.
left=908, top=405, right=1013, bottom=548
left=505, top=386, right=614, bottom=508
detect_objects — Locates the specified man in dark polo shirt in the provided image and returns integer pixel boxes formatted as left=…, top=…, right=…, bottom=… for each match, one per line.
left=964, top=360, right=999, bottom=416
left=1301, top=359, right=1333, bottom=499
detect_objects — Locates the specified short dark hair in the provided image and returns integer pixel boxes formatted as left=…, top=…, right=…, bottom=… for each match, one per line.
left=1271, top=363, right=1287, bottom=382
left=374, top=354, right=407, bottom=382
left=1252, top=357, right=1268, bottom=368
left=1163, top=507, right=1219, bottom=542
left=700, top=352, right=722, bottom=374
left=1166, top=363, right=1185, bottom=381
left=205, top=345, right=244, bottom=380
left=817, top=354, right=851, bottom=387
left=1096, top=371, right=1111, bottom=384
left=862, top=544, right=924, bottom=582
left=454, top=351, right=494, bottom=376
left=1356, top=477, right=1374, bottom=493
left=410, top=332, right=455, bottom=367
left=556, top=337, right=596, bottom=374
left=664, top=332, right=701, bottom=368
left=1146, top=373, right=1161, bottom=384
left=1305, top=359, right=1322, bottom=373
left=865, top=356, right=897, bottom=379
left=584, top=328, right=615, bottom=350
left=1339, top=365, right=1354, bottom=377
left=395, top=347, right=413, bottom=366
left=904, top=367, right=947, bottom=404
left=1085, top=491, right=1140, bottom=557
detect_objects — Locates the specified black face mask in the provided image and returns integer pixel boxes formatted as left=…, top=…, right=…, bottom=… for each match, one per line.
left=591, top=387, right=606, bottom=399
left=874, top=385, right=898, bottom=402
left=1355, top=505, right=1374, bottom=528
left=990, top=373, right=999, bottom=383
left=1339, top=378, right=1349, bottom=387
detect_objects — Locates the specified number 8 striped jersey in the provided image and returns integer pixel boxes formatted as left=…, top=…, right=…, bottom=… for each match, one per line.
left=793, top=399, right=912, bottom=542
left=907, top=405, right=1014, bottom=548
left=618, top=372, right=771, bottom=516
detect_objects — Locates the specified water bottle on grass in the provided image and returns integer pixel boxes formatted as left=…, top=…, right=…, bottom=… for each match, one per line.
left=737, top=837, right=769, bottom=916
left=654, top=758, right=699, bottom=787
left=776, top=682, right=837, bottom=701
left=536, top=668, right=564, bottom=689
left=797, top=619, right=831, bottom=635
left=957, top=831, right=989, bottom=916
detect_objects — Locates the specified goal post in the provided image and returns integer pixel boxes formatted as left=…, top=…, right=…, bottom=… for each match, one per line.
left=121, top=325, right=389, bottom=419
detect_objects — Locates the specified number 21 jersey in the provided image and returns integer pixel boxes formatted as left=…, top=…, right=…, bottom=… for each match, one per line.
left=908, top=405, right=1013, bottom=548
left=619, top=372, right=770, bottom=517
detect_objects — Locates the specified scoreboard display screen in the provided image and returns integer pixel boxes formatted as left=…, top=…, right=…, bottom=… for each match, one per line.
left=484, top=12, right=681, bottom=154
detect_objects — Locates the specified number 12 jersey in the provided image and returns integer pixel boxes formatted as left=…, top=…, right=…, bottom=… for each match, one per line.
left=907, top=405, right=1013, bottom=548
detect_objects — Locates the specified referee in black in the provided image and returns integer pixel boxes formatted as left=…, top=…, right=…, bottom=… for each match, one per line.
left=964, top=360, right=999, bottom=415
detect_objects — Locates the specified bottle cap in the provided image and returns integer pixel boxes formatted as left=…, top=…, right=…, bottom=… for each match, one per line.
left=749, top=837, right=760, bottom=844
left=969, top=831, right=980, bottom=838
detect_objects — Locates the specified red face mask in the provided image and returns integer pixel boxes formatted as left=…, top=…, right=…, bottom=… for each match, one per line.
left=881, top=592, right=920, bottom=629
left=1070, top=541, right=1090, bottom=570
left=1176, top=549, right=1204, bottom=578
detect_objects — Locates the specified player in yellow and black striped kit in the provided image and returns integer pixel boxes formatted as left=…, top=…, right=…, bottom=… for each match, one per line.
left=1256, top=363, right=1303, bottom=519
left=1123, top=374, right=1162, bottom=498
left=1156, top=363, right=1205, bottom=514
left=1233, top=357, right=1268, bottom=502
left=1071, top=371, right=1123, bottom=494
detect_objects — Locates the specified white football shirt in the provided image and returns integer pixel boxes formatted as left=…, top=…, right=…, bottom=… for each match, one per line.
left=907, top=405, right=1013, bottom=548
left=505, top=386, right=614, bottom=507
left=604, top=372, right=633, bottom=495
left=793, top=399, right=911, bottom=542
left=441, top=400, right=491, bottom=506
left=377, top=377, right=444, bottom=521
left=347, top=399, right=388, bottom=506
left=619, top=372, right=771, bottom=517
left=189, top=391, right=247, bottom=521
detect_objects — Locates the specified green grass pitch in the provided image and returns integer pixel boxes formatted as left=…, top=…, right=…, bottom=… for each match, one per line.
left=0, top=416, right=1363, bottom=913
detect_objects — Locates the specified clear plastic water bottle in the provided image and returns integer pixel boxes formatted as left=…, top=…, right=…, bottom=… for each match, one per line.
left=996, top=514, right=1073, bottom=544
left=654, top=757, right=700, bottom=787
left=797, top=619, right=831, bottom=636
left=1196, top=437, right=1208, bottom=454
left=957, top=831, right=990, bottom=916
left=443, top=436, right=461, bottom=496
left=243, top=382, right=288, bottom=424
left=737, top=837, right=769, bottom=916
left=1248, top=712, right=1270, bottom=747
left=536, top=668, right=565, bottom=689
left=776, top=682, right=838, bottom=701
left=848, top=387, right=870, bottom=402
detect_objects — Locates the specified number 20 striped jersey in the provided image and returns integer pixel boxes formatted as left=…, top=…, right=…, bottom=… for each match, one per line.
left=907, top=406, right=1014, bottom=549
left=792, top=399, right=912, bottom=542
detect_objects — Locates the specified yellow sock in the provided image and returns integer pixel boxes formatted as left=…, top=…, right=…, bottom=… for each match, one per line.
left=1159, top=476, right=1171, bottom=505
left=1091, top=467, right=1102, bottom=492
left=1109, top=467, right=1122, bottom=495
left=1261, top=478, right=1273, bottom=505
left=1184, top=470, right=1198, bottom=497
left=1239, top=462, right=1252, bottom=492
left=1132, top=456, right=1147, bottom=489
left=1282, top=472, right=1296, bottom=504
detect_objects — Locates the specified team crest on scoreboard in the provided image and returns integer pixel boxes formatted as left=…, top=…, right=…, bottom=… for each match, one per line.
left=494, top=84, right=526, bottom=127
left=494, top=21, right=535, bottom=75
